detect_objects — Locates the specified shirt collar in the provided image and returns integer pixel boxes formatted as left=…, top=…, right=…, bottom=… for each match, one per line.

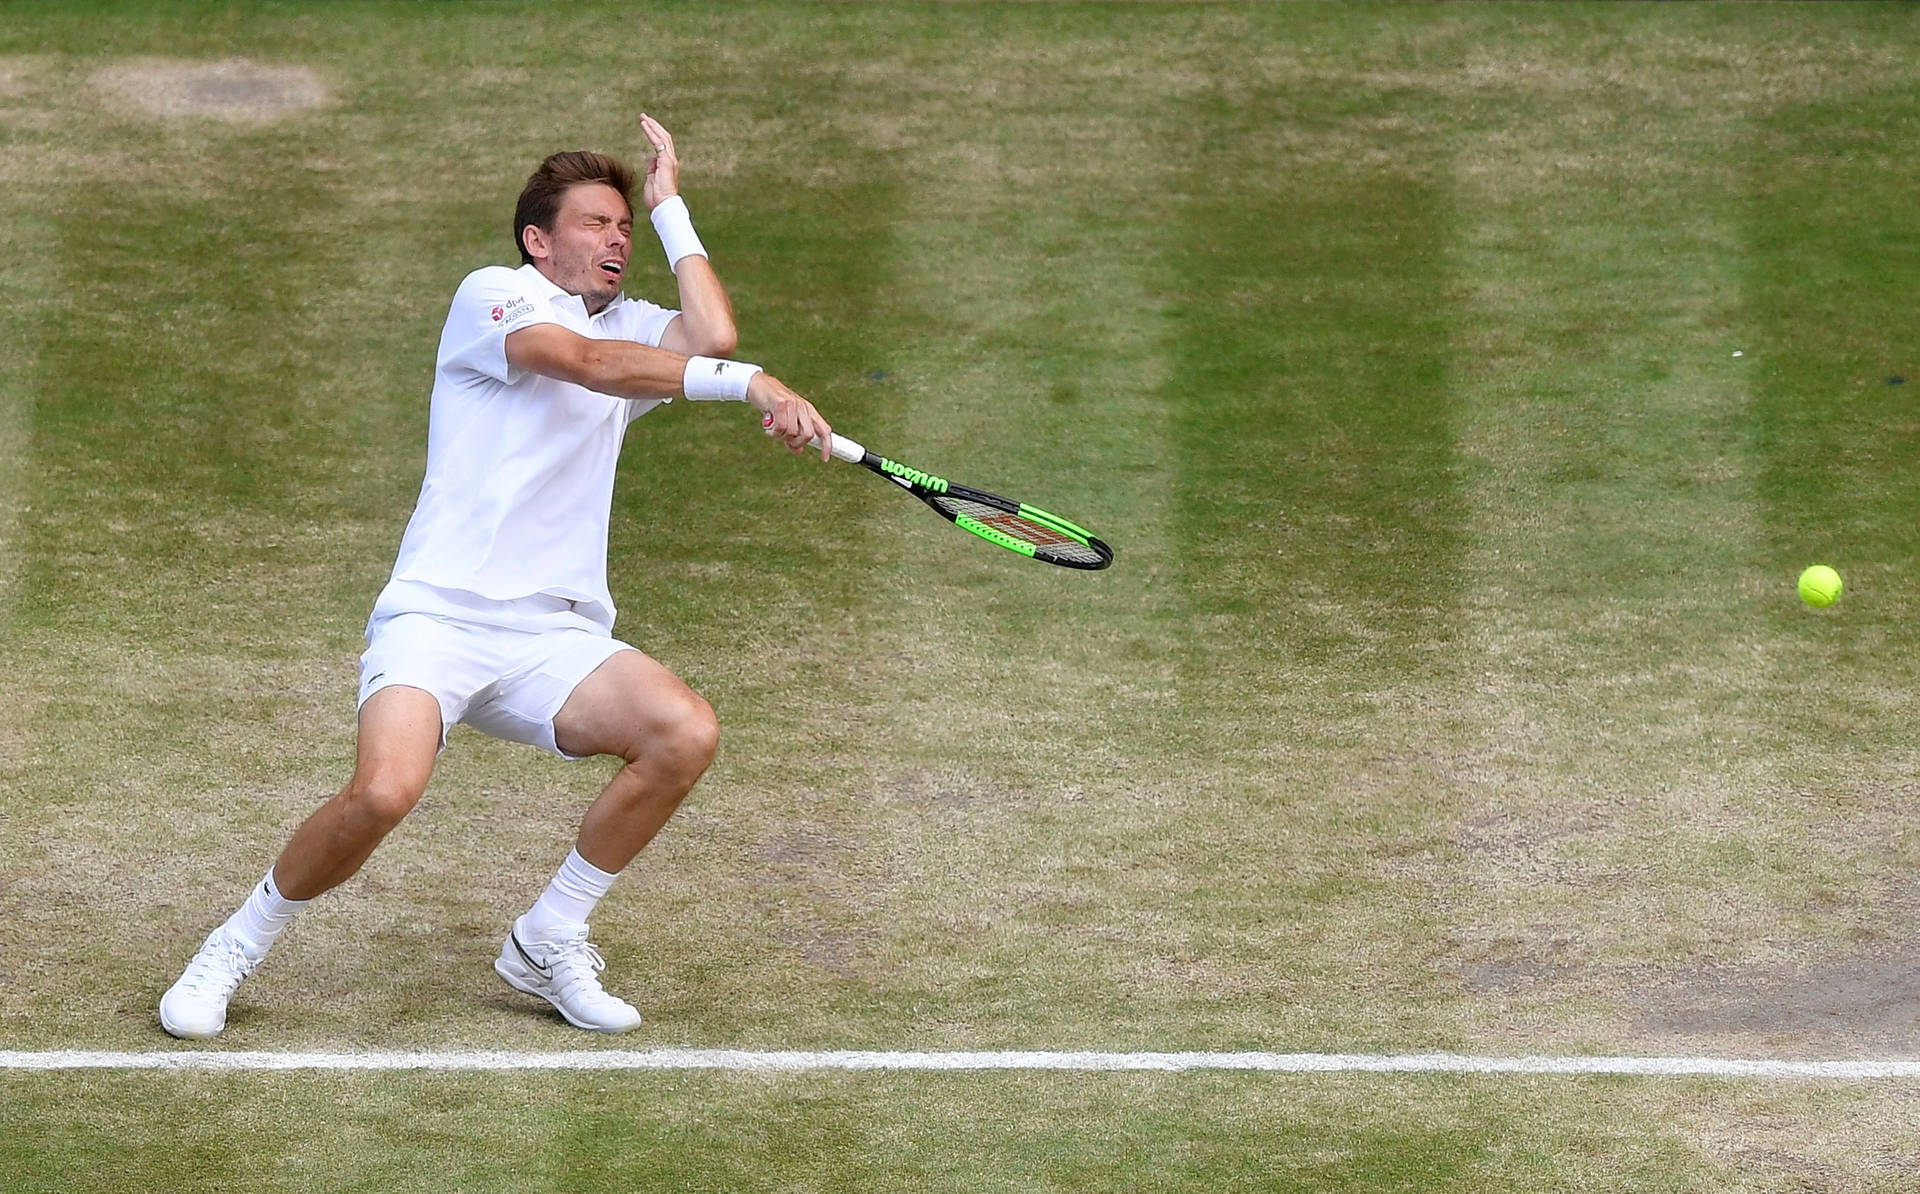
left=515, top=262, right=625, bottom=321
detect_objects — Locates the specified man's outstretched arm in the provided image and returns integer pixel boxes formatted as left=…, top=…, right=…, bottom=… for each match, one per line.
left=504, top=322, right=832, bottom=460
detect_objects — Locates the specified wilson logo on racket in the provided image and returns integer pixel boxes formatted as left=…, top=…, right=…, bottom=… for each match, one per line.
left=878, top=459, right=949, bottom=494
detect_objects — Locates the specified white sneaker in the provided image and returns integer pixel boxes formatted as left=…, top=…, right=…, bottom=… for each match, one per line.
left=159, top=926, right=257, bottom=1039
left=495, top=916, right=643, bottom=1033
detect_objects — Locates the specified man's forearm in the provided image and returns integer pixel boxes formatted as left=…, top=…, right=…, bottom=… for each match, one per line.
left=572, top=339, right=690, bottom=400
left=506, top=322, right=759, bottom=403
left=668, top=255, right=739, bottom=358
left=648, top=192, right=739, bottom=357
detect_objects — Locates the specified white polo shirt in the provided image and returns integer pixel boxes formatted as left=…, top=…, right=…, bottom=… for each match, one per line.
left=373, top=263, right=678, bottom=634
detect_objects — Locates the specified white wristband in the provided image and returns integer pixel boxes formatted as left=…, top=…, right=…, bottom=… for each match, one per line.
left=651, top=195, right=707, bottom=269
left=683, top=355, right=762, bottom=402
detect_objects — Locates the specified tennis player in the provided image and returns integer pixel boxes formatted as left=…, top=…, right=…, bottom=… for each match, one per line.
left=160, top=115, right=830, bottom=1038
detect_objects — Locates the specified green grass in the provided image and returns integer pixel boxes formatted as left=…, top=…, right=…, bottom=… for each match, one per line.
left=0, top=1071, right=1761, bottom=1194
left=4, top=1, right=1920, bottom=1190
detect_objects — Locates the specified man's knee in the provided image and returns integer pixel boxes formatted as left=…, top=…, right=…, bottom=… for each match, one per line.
left=643, top=692, right=719, bottom=776
left=341, top=766, right=429, bottom=833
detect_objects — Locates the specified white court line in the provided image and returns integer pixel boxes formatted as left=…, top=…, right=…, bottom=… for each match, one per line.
left=2, top=1050, right=1917, bottom=1078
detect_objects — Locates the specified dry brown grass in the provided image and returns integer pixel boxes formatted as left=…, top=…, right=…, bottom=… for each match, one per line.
left=88, top=58, right=330, bottom=124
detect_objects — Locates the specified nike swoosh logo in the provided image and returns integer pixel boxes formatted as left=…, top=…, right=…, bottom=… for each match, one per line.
left=511, top=931, right=553, bottom=979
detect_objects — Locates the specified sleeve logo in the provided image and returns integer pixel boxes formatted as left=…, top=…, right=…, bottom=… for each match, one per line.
left=493, top=295, right=535, bottom=326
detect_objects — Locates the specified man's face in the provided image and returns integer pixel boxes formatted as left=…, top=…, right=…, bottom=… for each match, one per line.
left=529, top=182, right=632, bottom=313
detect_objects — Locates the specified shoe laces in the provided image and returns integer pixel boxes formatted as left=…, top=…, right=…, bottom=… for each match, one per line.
left=179, top=932, right=256, bottom=996
left=542, top=933, right=615, bottom=1005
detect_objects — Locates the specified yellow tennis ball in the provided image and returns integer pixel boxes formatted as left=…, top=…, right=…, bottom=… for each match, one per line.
left=1798, top=565, right=1842, bottom=608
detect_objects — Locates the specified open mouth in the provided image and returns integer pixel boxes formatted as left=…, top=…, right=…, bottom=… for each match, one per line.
left=598, top=259, right=624, bottom=281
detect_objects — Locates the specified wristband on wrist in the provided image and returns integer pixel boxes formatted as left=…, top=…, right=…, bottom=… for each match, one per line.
left=682, top=355, right=762, bottom=402
left=651, top=195, right=708, bottom=268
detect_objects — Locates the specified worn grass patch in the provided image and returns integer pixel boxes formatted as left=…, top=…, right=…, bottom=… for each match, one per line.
left=90, top=57, right=331, bottom=123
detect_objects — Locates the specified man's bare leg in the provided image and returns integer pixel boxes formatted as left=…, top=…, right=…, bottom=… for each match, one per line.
left=494, top=649, right=718, bottom=1033
left=555, top=649, right=720, bottom=872
left=159, top=686, right=443, bottom=1038
left=274, top=685, right=444, bottom=899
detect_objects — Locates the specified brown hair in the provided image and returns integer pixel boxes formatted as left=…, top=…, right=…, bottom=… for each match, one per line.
left=513, top=150, right=635, bottom=265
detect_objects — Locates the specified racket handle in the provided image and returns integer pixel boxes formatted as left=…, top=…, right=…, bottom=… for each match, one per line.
left=762, top=414, right=864, bottom=463
left=823, top=433, right=865, bottom=463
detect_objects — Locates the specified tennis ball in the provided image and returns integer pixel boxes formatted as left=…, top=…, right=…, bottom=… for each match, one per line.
left=1797, top=564, right=1842, bottom=608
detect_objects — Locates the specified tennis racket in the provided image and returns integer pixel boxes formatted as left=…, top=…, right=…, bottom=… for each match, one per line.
left=808, top=431, right=1113, bottom=570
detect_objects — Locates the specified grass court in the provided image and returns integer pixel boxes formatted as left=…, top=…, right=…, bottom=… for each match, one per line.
left=2, top=2, right=1918, bottom=1189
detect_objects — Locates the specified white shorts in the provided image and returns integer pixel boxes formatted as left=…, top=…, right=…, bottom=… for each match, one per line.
left=358, top=585, right=637, bottom=759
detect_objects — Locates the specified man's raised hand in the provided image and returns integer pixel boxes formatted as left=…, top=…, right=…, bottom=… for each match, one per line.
left=640, top=113, right=679, bottom=212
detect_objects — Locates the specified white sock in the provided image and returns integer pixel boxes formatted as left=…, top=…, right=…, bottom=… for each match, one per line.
left=522, top=848, right=619, bottom=940
left=224, top=868, right=308, bottom=962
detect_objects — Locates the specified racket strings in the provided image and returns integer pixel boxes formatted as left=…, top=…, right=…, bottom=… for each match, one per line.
left=930, top=493, right=1107, bottom=566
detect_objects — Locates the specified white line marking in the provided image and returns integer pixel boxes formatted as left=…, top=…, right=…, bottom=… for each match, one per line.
left=2, top=1050, right=1917, bottom=1078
